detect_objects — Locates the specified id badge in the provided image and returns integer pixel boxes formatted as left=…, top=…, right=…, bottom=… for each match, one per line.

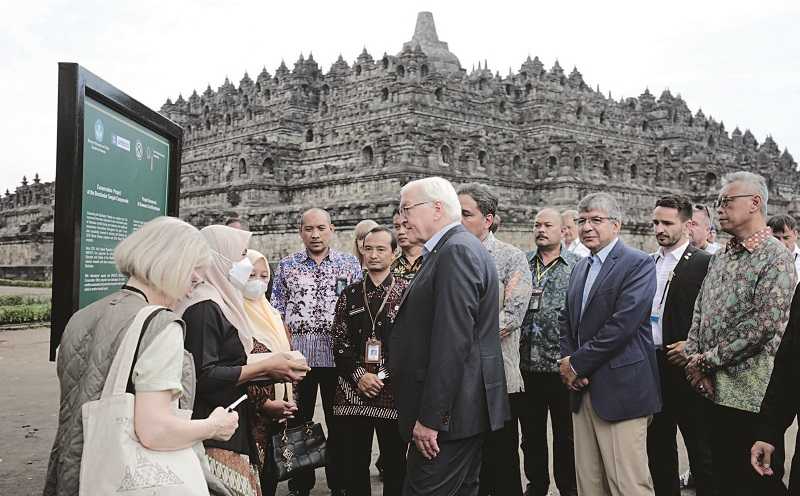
left=529, top=288, right=544, bottom=311
left=365, top=338, right=382, bottom=363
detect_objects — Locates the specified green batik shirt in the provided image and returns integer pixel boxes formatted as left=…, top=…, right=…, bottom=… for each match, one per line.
left=520, top=246, right=579, bottom=373
left=686, top=228, right=796, bottom=413
left=391, top=252, right=423, bottom=281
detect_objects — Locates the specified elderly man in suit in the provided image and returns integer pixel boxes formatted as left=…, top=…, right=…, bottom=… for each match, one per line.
left=390, top=176, right=510, bottom=496
left=558, top=192, right=661, bottom=496
left=646, top=195, right=715, bottom=496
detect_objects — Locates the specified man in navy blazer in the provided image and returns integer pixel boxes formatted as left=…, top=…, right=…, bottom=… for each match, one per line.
left=559, top=192, right=661, bottom=496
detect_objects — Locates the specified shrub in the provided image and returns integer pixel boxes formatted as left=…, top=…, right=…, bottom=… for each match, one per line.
left=0, top=303, right=51, bottom=324
left=0, top=278, right=52, bottom=288
left=0, top=295, right=50, bottom=306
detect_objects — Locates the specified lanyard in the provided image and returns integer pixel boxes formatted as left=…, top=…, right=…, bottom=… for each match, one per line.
left=656, top=269, right=674, bottom=312
left=535, top=256, right=558, bottom=285
left=362, top=276, right=396, bottom=338
left=121, top=284, right=149, bottom=303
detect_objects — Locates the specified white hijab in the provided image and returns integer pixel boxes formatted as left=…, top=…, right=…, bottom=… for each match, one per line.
left=177, top=225, right=254, bottom=353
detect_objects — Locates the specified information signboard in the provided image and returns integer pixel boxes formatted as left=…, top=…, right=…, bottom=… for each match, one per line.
left=52, top=64, right=182, bottom=359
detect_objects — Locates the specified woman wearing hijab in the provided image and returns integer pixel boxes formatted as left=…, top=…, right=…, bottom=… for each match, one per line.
left=242, top=248, right=300, bottom=496
left=179, top=225, right=309, bottom=496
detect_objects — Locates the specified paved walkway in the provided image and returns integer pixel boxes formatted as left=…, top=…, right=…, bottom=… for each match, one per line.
left=0, top=326, right=794, bottom=495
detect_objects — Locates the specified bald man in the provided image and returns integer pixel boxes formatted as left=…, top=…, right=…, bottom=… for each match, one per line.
left=270, top=208, right=362, bottom=496
left=518, top=208, right=579, bottom=496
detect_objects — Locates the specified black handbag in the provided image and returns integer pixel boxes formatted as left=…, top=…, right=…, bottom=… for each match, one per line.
left=267, top=385, right=327, bottom=481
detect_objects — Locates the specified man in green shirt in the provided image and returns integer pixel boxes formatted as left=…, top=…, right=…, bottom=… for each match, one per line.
left=685, top=171, right=795, bottom=495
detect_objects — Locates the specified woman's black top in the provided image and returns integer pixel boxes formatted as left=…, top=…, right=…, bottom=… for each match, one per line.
left=183, top=300, right=258, bottom=460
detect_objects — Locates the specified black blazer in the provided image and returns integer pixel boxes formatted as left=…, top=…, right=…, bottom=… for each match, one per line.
left=757, top=285, right=800, bottom=491
left=659, top=244, right=712, bottom=345
left=389, top=224, right=510, bottom=442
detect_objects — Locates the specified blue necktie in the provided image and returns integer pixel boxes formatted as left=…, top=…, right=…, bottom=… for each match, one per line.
left=581, top=254, right=601, bottom=317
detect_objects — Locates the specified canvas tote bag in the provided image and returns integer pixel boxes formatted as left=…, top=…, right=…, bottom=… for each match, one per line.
left=79, top=305, right=209, bottom=495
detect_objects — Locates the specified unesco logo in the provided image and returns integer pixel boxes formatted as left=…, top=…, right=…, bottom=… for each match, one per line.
left=94, top=119, right=104, bottom=142
left=135, top=140, right=144, bottom=160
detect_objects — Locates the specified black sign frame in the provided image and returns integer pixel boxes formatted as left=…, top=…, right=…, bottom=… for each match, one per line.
left=51, top=63, right=182, bottom=360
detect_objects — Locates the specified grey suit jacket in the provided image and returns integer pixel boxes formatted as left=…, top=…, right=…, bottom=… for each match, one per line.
left=389, top=224, right=510, bottom=442
left=559, top=239, right=662, bottom=422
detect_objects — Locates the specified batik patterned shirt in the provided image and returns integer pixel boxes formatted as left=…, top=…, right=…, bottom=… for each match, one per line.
left=331, top=274, right=408, bottom=419
left=686, top=228, right=796, bottom=412
left=390, top=252, right=423, bottom=281
left=520, top=247, right=579, bottom=373
left=270, top=248, right=362, bottom=368
left=483, top=233, right=533, bottom=393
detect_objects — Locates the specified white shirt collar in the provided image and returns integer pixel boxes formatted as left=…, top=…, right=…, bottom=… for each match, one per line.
left=423, top=221, right=461, bottom=254
left=592, top=237, right=619, bottom=263
left=658, top=239, right=691, bottom=263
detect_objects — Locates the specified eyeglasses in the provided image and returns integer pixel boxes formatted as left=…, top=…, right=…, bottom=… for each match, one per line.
left=714, top=194, right=755, bottom=209
left=399, top=201, right=431, bottom=216
left=576, top=216, right=614, bottom=227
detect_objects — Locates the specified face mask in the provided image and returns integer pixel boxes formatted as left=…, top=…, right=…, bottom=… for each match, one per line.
left=227, top=257, right=253, bottom=291
left=243, top=279, right=269, bottom=300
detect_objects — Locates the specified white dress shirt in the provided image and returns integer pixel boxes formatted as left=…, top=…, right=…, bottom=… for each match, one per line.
left=793, top=245, right=800, bottom=283
left=650, top=240, right=690, bottom=347
left=568, top=239, right=591, bottom=258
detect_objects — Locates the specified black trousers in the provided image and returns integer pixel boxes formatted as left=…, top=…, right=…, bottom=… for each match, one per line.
left=403, top=434, right=484, bottom=496
left=708, top=402, right=787, bottom=496
left=335, top=415, right=407, bottom=496
left=518, top=371, right=577, bottom=496
left=288, top=366, right=340, bottom=493
left=647, top=351, right=716, bottom=496
left=478, top=393, right=523, bottom=496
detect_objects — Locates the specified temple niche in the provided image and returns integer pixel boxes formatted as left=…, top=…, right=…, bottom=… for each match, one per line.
left=2, top=12, right=799, bottom=273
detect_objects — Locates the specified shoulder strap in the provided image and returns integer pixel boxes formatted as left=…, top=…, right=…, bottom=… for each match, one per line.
left=100, top=305, right=165, bottom=399
left=125, top=307, right=170, bottom=394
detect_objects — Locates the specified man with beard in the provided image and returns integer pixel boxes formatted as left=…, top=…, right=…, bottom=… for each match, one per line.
left=519, top=208, right=579, bottom=496
left=646, top=195, right=715, bottom=496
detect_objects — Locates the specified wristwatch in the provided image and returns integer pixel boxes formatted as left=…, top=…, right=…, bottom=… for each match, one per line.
left=377, top=371, right=386, bottom=380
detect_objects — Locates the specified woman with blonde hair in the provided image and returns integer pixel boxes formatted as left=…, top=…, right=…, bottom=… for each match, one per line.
left=179, top=225, right=309, bottom=496
left=241, top=248, right=300, bottom=495
left=44, top=216, right=240, bottom=496
left=353, top=219, right=379, bottom=268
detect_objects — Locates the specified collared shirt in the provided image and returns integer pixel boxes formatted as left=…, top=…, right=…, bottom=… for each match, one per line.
left=793, top=246, right=800, bottom=282
left=390, top=252, right=423, bottom=280
left=331, top=274, right=408, bottom=419
left=423, top=221, right=461, bottom=257
left=482, top=232, right=533, bottom=393
left=650, top=240, right=691, bottom=347
left=270, top=248, right=363, bottom=368
left=705, top=242, right=721, bottom=254
left=521, top=245, right=579, bottom=373
left=567, top=239, right=590, bottom=257
left=686, top=227, right=796, bottom=412
left=581, top=237, right=619, bottom=316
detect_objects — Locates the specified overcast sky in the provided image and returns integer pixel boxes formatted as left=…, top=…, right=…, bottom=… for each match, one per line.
left=1, top=0, right=798, bottom=192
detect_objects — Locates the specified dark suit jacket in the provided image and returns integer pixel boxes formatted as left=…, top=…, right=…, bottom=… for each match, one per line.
left=757, top=285, right=799, bottom=491
left=389, top=224, right=510, bottom=442
left=659, top=244, right=711, bottom=346
left=559, top=238, right=662, bottom=422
